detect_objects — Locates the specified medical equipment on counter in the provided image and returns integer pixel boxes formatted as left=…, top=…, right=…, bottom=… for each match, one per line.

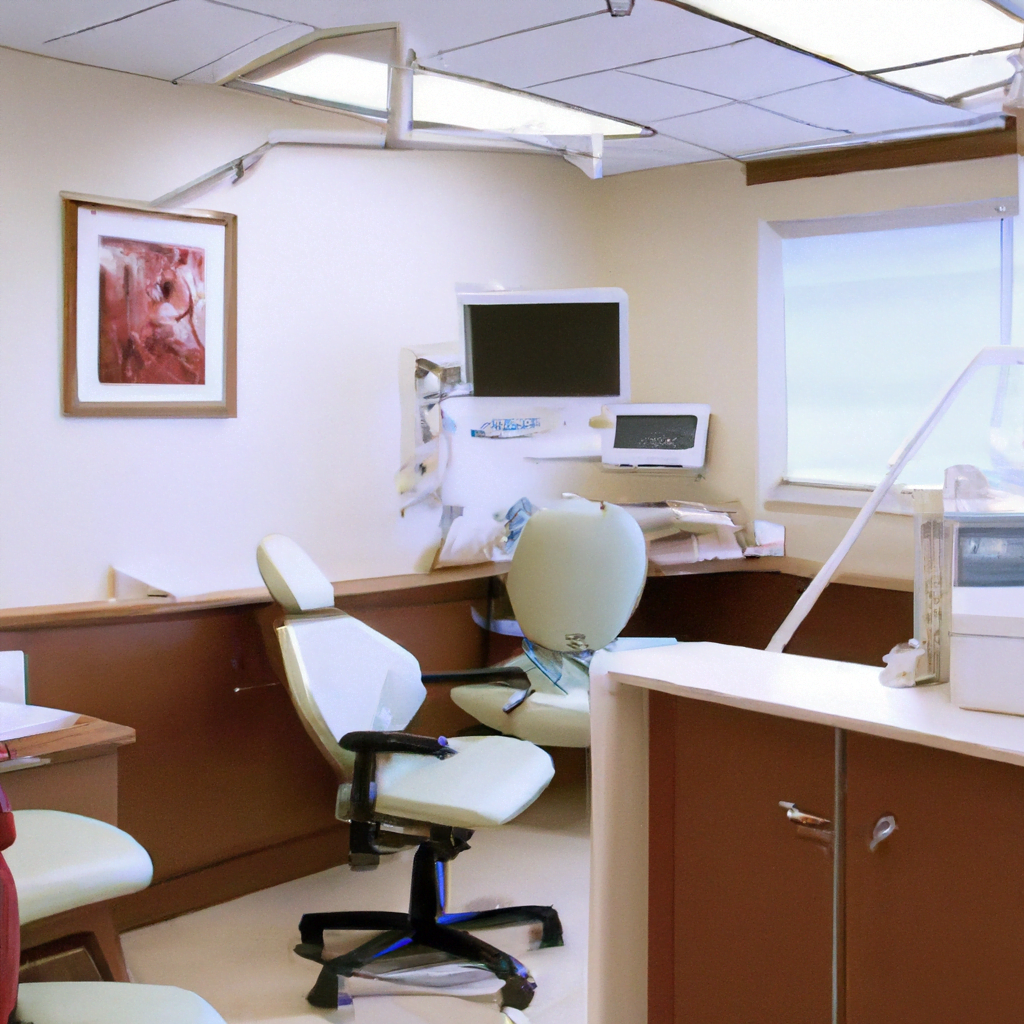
left=596, top=403, right=710, bottom=469
left=949, top=514, right=1024, bottom=714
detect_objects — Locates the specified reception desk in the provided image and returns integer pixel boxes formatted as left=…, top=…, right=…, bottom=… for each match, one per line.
left=589, top=642, right=1024, bottom=1024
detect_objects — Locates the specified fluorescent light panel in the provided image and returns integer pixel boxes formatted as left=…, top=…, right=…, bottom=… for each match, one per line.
left=413, top=73, right=644, bottom=138
left=247, top=53, right=390, bottom=115
left=684, top=0, right=1023, bottom=73
left=878, top=48, right=1017, bottom=99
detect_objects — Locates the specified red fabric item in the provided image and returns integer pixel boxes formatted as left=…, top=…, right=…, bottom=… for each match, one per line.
left=0, top=784, right=19, bottom=1024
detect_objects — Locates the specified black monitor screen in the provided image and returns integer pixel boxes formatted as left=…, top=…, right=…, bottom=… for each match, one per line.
left=465, top=301, right=620, bottom=397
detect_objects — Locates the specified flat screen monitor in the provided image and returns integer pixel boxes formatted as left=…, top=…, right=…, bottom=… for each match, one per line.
left=459, top=288, right=629, bottom=399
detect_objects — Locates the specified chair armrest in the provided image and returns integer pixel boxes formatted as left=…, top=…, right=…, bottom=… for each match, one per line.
left=421, top=666, right=530, bottom=686
left=339, top=731, right=457, bottom=759
left=340, top=732, right=457, bottom=827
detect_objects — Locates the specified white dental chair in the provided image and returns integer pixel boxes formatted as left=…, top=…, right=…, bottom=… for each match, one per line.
left=256, top=535, right=562, bottom=1016
left=445, top=497, right=656, bottom=747
left=0, top=786, right=225, bottom=1024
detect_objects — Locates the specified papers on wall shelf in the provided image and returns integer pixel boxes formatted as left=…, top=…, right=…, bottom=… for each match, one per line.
left=0, top=702, right=79, bottom=742
left=623, top=500, right=784, bottom=568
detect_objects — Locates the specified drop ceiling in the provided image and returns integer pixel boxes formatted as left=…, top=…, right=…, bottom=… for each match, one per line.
left=0, top=0, right=1017, bottom=175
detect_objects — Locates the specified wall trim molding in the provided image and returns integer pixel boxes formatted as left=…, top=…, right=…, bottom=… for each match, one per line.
left=746, top=121, right=1017, bottom=186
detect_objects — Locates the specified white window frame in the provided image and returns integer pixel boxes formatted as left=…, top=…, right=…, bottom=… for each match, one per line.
left=758, top=196, right=1017, bottom=516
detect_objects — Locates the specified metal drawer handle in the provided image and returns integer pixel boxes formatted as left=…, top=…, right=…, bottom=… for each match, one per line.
left=779, top=801, right=831, bottom=829
left=870, top=814, right=898, bottom=851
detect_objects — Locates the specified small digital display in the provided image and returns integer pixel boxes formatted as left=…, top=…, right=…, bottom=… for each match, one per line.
left=614, top=414, right=697, bottom=451
left=957, top=525, right=1024, bottom=587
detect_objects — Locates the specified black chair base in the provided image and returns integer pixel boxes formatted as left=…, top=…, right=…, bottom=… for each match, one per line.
left=295, top=832, right=563, bottom=1012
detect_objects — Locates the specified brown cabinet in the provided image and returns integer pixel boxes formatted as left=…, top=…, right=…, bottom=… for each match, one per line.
left=650, top=694, right=1024, bottom=1024
left=650, top=693, right=835, bottom=1024
left=845, top=732, right=1024, bottom=1024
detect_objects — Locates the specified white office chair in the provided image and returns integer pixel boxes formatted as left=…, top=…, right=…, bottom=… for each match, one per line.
left=256, top=535, right=561, bottom=1016
left=0, top=788, right=225, bottom=1024
left=446, top=497, right=653, bottom=747
left=9, top=809, right=153, bottom=983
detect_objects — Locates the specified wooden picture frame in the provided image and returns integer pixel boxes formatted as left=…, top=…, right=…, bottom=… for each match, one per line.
left=62, top=193, right=237, bottom=417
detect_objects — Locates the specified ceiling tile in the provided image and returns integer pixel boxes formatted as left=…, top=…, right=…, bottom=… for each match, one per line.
left=208, top=0, right=603, bottom=61
left=602, top=133, right=722, bottom=174
left=531, top=69, right=729, bottom=123
left=657, top=102, right=846, bottom=156
left=627, top=36, right=848, bottom=101
left=177, top=22, right=315, bottom=84
left=420, top=1, right=750, bottom=90
left=0, top=1, right=159, bottom=49
left=754, top=75, right=987, bottom=134
left=37, top=0, right=293, bottom=81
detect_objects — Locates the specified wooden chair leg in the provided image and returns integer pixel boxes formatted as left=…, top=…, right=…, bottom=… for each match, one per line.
left=21, top=901, right=131, bottom=982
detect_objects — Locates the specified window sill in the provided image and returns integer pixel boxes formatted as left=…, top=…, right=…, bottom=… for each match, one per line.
left=763, top=479, right=922, bottom=515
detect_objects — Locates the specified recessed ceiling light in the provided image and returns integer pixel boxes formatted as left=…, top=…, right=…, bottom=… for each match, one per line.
left=680, top=0, right=1023, bottom=74
left=242, top=53, right=391, bottom=117
left=413, top=72, right=645, bottom=138
left=877, top=48, right=1018, bottom=99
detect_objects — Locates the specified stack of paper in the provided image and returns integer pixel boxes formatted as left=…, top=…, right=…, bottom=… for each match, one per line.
left=0, top=703, right=79, bottom=742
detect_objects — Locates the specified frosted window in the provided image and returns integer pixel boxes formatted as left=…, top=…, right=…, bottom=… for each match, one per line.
left=782, top=220, right=1003, bottom=487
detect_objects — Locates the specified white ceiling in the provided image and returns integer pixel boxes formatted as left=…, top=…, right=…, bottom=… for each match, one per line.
left=0, top=0, right=1012, bottom=175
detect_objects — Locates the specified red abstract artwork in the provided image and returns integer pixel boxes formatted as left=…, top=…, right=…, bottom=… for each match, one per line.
left=98, top=237, right=206, bottom=384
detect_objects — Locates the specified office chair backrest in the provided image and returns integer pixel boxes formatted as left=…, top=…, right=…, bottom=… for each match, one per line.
left=257, top=534, right=336, bottom=612
left=257, top=536, right=427, bottom=775
left=507, top=497, right=647, bottom=653
left=0, top=786, right=19, bottom=1024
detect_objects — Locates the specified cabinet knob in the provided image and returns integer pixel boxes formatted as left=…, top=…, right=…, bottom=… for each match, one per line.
left=869, top=814, right=898, bottom=851
left=779, top=801, right=831, bottom=829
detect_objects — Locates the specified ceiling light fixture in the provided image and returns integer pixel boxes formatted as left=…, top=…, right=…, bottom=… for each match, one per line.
left=877, top=48, right=1018, bottom=100
left=674, top=0, right=1023, bottom=83
left=412, top=72, right=645, bottom=138
left=245, top=53, right=391, bottom=117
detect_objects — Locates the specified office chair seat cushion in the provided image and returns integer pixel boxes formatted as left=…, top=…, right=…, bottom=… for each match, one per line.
left=17, top=982, right=225, bottom=1024
left=374, top=735, right=554, bottom=829
left=7, top=811, right=153, bottom=924
left=450, top=685, right=591, bottom=748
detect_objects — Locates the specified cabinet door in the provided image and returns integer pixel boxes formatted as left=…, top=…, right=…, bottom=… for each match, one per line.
left=650, top=694, right=835, bottom=1024
left=846, top=732, right=1024, bottom=1024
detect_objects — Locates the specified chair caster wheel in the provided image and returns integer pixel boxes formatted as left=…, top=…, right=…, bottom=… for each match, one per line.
left=500, top=973, right=536, bottom=1011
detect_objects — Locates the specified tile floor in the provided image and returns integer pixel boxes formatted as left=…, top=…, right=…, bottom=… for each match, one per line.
left=122, top=784, right=589, bottom=1024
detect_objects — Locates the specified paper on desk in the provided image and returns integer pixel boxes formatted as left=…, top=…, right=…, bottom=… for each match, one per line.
left=0, top=652, right=26, bottom=705
left=0, top=702, right=79, bottom=742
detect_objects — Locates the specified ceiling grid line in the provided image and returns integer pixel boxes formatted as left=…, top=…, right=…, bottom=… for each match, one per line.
left=42, top=0, right=178, bottom=44
left=427, top=8, right=607, bottom=59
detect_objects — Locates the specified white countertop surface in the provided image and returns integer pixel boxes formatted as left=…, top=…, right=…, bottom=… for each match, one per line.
left=603, top=641, right=1024, bottom=768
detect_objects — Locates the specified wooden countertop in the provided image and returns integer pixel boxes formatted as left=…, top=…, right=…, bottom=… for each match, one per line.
left=0, top=716, right=135, bottom=765
left=0, top=555, right=912, bottom=631
left=603, top=641, right=1024, bottom=769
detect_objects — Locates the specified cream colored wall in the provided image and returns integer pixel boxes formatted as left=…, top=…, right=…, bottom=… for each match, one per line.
left=594, top=155, right=1020, bottom=583
left=0, top=46, right=602, bottom=608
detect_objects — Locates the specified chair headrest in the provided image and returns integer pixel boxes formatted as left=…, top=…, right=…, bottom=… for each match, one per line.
left=257, top=535, right=336, bottom=613
left=507, top=497, right=647, bottom=652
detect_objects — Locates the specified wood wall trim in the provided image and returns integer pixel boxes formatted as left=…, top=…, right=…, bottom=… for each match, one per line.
left=0, top=561, right=506, bottom=630
left=0, top=555, right=916, bottom=631
left=745, top=121, right=1016, bottom=186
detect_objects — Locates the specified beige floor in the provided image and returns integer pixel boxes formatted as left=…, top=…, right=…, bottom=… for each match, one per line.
left=122, top=784, right=589, bottom=1024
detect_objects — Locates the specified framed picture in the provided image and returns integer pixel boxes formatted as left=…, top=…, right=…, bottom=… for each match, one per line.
left=62, top=193, right=237, bottom=417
